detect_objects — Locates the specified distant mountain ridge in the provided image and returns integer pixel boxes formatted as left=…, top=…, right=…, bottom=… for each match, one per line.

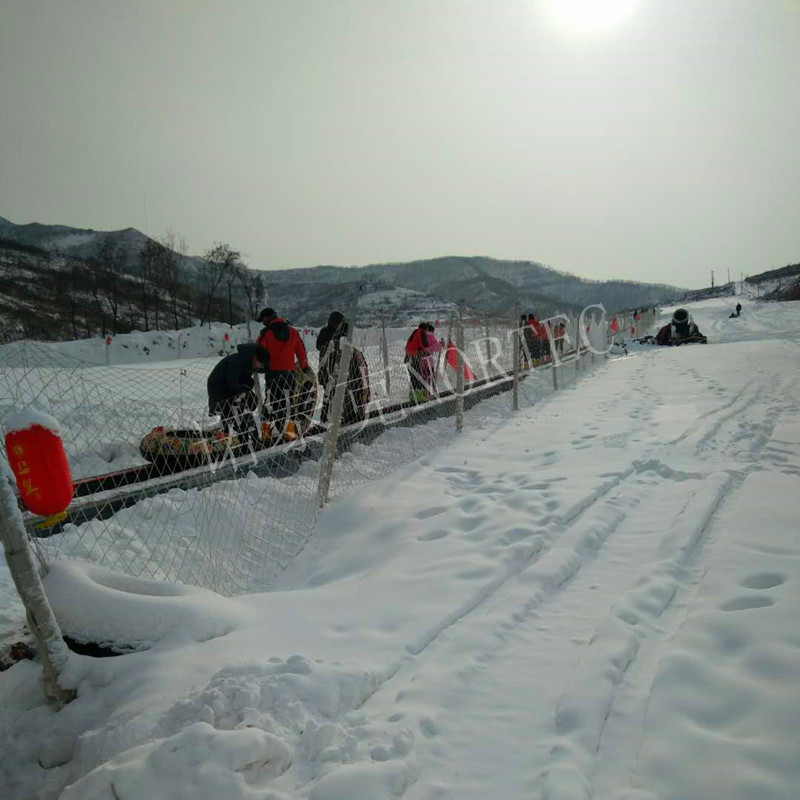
left=261, top=255, right=684, bottom=325
left=0, top=215, right=685, bottom=338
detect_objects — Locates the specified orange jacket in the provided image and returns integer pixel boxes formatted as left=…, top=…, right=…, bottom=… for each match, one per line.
left=256, top=318, right=309, bottom=371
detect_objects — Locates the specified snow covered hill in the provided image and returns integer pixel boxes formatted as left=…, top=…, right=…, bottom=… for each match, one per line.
left=1, top=215, right=685, bottom=333
left=1, top=297, right=800, bottom=800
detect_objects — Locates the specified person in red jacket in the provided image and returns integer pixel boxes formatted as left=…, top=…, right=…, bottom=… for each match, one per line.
left=256, top=308, right=309, bottom=437
left=404, top=322, right=441, bottom=402
left=538, top=317, right=552, bottom=362
left=524, top=314, right=542, bottom=364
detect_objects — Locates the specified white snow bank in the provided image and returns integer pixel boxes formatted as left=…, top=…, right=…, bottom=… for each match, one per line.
left=60, top=721, right=291, bottom=800
left=57, top=658, right=382, bottom=800
left=44, top=561, right=241, bottom=651
left=3, top=409, right=63, bottom=436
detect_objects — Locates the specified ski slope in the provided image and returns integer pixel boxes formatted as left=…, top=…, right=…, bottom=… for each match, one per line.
left=1, top=297, right=800, bottom=800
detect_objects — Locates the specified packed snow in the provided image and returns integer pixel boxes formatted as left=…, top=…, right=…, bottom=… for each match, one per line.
left=1, top=296, right=799, bottom=799
left=4, top=409, right=64, bottom=436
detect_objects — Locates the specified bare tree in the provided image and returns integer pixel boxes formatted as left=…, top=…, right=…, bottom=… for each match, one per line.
left=138, top=238, right=162, bottom=331
left=203, top=242, right=243, bottom=327
left=237, top=269, right=265, bottom=337
left=197, top=256, right=225, bottom=328
left=158, top=230, right=188, bottom=329
left=89, top=239, right=126, bottom=334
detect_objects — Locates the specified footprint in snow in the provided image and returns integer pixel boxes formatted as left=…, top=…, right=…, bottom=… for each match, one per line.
left=720, top=596, right=775, bottom=612
left=417, top=529, right=450, bottom=542
left=416, top=506, right=448, bottom=520
left=739, top=572, right=786, bottom=590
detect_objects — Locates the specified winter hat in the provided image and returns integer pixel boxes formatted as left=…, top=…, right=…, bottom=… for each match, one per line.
left=672, top=308, right=690, bottom=324
left=259, top=307, right=277, bottom=322
left=327, top=310, right=345, bottom=329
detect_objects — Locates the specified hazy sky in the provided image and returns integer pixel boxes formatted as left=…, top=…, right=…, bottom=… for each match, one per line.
left=1, top=0, right=799, bottom=287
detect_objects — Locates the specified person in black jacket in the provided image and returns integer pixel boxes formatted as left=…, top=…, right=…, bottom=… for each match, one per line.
left=207, top=343, right=268, bottom=444
left=316, top=311, right=371, bottom=425
left=654, top=308, right=705, bottom=345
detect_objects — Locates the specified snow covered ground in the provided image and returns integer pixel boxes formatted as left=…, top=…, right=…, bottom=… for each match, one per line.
left=2, top=297, right=800, bottom=799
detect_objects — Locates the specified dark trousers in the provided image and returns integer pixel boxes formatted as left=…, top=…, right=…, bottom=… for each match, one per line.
left=209, top=394, right=259, bottom=444
left=264, top=370, right=293, bottom=434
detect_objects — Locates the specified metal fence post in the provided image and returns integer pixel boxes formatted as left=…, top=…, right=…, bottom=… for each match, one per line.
left=0, top=471, right=72, bottom=705
left=380, top=316, right=391, bottom=396
left=455, top=305, right=465, bottom=432
left=512, top=321, right=520, bottom=411
left=317, top=339, right=353, bottom=507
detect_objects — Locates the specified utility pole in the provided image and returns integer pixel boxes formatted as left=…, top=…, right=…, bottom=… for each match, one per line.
left=710, top=270, right=715, bottom=289
left=727, top=268, right=731, bottom=285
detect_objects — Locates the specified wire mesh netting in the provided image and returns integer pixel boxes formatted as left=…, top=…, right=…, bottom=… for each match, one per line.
left=0, top=306, right=656, bottom=595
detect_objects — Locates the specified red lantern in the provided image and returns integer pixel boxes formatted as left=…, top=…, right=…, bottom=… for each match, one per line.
left=223, top=332, right=230, bottom=342
left=610, top=318, right=619, bottom=333
left=5, top=414, right=73, bottom=516
left=106, top=335, right=112, bottom=346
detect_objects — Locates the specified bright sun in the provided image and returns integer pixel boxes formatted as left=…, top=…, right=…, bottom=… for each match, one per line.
left=546, top=0, right=637, bottom=30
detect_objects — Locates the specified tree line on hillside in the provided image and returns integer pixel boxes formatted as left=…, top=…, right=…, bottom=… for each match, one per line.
left=0, top=234, right=265, bottom=341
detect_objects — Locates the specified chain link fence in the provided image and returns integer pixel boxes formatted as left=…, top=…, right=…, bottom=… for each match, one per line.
left=0, top=304, right=655, bottom=595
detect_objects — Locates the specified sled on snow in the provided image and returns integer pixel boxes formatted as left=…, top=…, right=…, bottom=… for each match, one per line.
left=139, top=368, right=319, bottom=471
left=634, top=334, right=708, bottom=346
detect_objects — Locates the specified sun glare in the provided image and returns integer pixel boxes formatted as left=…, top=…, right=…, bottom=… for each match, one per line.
left=545, top=0, right=637, bottom=31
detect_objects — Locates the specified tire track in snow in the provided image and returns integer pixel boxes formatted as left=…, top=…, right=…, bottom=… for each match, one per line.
left=404, top=465, right=636, bottom=658
left=302, top=348, right=791, bottom=799
left=298, top=465, right=647, bottom=799
left=590, top=386, right=800, bottom=799
left=540, top=472, right=733, bottom=800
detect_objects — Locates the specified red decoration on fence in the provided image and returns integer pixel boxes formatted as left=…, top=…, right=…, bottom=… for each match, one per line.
left=445, top=340, right=477, bottom=382
left=5, top=422, right=73, bottom=516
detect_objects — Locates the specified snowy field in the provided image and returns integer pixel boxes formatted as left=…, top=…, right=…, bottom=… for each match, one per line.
left=2, top=297, right=800, bottom=799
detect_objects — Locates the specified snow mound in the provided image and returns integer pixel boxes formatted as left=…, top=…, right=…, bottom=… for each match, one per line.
left=44, top=561, right=241, bottom=651
left=3, top=409, right=63, bottom=436
left=59, top=721, right=291, bottom=800
left=156, top=659, right=386, bottom=791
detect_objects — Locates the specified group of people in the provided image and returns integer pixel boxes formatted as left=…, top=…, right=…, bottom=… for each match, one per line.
left=205, top=302, right=717, bottom=444
left=519, top=314, right=566, bottom=366
left=206, top=307, right=371, bottom=447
